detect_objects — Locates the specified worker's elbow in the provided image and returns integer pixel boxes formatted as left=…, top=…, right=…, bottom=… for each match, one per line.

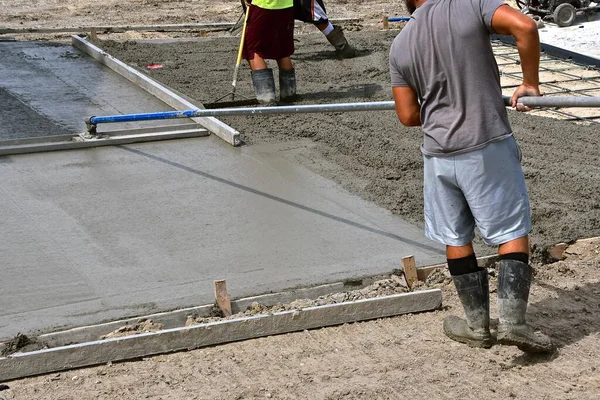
left=398, top=113, right=421, bottom=127
left=514, top=18, right=539, bottom=41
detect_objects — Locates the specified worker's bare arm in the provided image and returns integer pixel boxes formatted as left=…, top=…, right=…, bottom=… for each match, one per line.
left=491, top=5, right=540, bottom=110
left=392, top=86, right=421, bottom=126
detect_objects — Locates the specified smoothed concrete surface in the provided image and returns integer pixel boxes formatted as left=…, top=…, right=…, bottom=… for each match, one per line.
left=0, top=136, right=444, bottom=340
left=0, top=41, right=184, bottom=139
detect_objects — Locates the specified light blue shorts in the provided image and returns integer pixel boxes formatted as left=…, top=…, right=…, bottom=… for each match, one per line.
left=423, top=136, right=531, bottom=247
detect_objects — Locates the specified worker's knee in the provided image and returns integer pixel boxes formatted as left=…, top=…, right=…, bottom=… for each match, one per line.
left=498, top=235, right=530, bottom=255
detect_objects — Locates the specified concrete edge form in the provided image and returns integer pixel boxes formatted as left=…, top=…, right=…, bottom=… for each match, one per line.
left=33, top=281, right=375, bottom=349
left=0, top=290, right=442, bottom=382
left=0, top=124, right=209, bottom=156
left=10, top=236, right=598, bottom=350
left=71, top=35, right=242, bottom=146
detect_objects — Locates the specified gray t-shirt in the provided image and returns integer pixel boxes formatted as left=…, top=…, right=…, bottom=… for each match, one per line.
left=389, top=0, right=512, bottom=156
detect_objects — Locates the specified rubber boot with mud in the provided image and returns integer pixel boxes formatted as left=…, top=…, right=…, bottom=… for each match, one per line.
left=326, top=25, right=356, bottom=58
left=279, top=68, right=297, bottom=103
left=443, top=270, right=492, bottom=348
left=497, top=259, right=555, bottom=353
left=251, top=68, right=276, bottom=105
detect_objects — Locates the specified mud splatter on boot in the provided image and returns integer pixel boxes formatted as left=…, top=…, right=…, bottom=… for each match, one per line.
left=497, top=259, right=555, bottom=353
left=251, top=68, right=276, bottom=105
left=443, top=270, right=492, bottom=348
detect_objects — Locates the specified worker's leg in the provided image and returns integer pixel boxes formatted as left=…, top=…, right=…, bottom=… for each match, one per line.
left=249, top=54, right=268, bottom=71
left=423, top=154, right=492, bottom=348
left=249, top=54, right=275, bottom=104
left=315, top=21, right=331, bottom=33
left=276, top=57, right=297, bottom=102
left=321, top=24, right=355, bottom=58
left=244, top=3, right=295, bottom=105
left=498, top=235, right=529, bottom=255
left=458, top=137, right=554, bottom=353
left=276, top=57, right=294, bottom=71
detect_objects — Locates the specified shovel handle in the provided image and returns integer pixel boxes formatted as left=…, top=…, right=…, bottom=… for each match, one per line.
left=232, top=5, right=251, bottom=85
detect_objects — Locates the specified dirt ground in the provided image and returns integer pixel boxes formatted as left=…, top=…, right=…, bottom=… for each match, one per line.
left=0, top=0, right=405, bottom=32
left=3, top=239, right=600, bottom=399
left=2, top=1, right=600, bottom=398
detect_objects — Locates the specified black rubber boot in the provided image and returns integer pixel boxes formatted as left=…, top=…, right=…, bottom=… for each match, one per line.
left=279, top=68, right=297, bottom=103
left=497, top=259, right=555, bottom=353
left=326, top=25, right=356, bottom=58
left=251, top=68, right=276, bottom=105
left=443, top=270, right=492, bottom=348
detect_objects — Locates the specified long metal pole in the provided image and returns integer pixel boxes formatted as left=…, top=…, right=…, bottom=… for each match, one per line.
left=86, top=96, right=600, bottom=133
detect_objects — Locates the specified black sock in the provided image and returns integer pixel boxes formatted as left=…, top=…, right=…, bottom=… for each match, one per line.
left=499, top=252, right=529, bottom=265
left=447, top=254, right=479, bottom=276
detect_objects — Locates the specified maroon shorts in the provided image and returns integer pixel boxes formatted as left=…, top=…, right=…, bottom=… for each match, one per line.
left=242, top=5, right=295, bottom=61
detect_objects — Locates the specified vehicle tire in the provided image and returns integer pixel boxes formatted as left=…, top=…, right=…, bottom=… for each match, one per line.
left=553, top=3, right=577, bottom=27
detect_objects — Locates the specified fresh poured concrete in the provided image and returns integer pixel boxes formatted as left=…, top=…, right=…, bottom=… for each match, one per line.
left=0, top=41, right=185, bottom=140
left=0, top=136, right=444, bottom=340
left=0, top=39, right=444, bottom=340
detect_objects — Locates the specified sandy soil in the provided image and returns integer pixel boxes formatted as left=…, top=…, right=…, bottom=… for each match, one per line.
left=100, top=31, right=600, bottom=259
left=4, top=239, right=600, bottom=399
left=0, top=0, right=406, bottom=32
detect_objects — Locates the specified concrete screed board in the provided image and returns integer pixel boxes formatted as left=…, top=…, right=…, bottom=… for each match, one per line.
left=0, top=41, right=445, bottom=341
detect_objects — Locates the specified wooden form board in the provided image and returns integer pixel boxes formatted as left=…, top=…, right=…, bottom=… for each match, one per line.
left=0, top=290, right=441, bottom=382
left=71, top=35, right=241, bottom=147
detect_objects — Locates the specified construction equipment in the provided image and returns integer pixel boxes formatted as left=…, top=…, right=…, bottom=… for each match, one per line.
left=517, top=0, right=599, bottom=27
left=85, top=96, right=600, bottom=134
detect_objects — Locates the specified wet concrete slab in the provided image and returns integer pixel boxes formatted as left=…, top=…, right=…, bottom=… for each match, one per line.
left=0, top=136, right=445, bottom=339
left=0, top=40, right=185, bottom=139
left=0, top=39, right=444, bottom=340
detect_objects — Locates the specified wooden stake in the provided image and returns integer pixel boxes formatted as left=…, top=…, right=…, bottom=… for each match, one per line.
left=214, top=280, right=232, bottom=317
left=383, top=16, right=390, bottom=30
left=402, top=256, right=418, bottom=289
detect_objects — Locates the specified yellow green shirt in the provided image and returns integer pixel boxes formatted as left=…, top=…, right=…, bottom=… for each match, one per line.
left=252, top=0, right=293, bottom=10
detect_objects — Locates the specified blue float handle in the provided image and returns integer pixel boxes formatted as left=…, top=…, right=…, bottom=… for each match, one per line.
left=89, top=110, right=197, bottom=125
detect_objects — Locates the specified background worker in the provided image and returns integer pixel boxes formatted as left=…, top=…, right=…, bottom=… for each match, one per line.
left=241, top=0, right=356, bottom=58
left=242, top=0, right=297, bottom=104
left=389, top=0, right=555, bottom=353
left=293, top=0, right=356, bottom=58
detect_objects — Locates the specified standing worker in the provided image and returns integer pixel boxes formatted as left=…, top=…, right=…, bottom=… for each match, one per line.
left=243, top=0, right=296, bottom=104
left=389, top=0, right=555, bottom=353
left=294, top=0, right=356, bottom=58
left=241, top=0, right=356, bottom=58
